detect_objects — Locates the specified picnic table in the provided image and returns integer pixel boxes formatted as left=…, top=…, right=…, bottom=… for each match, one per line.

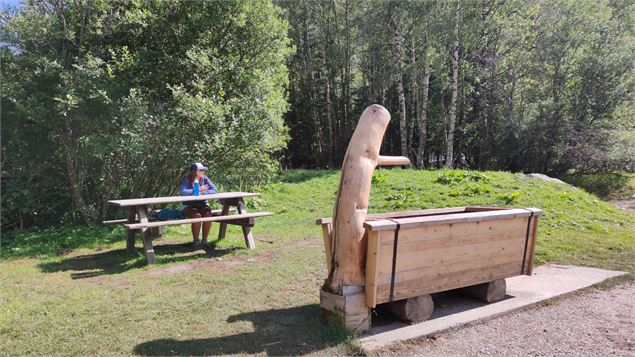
left=105, top=192, right=273, bottom=263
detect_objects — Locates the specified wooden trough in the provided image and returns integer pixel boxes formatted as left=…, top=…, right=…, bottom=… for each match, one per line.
left=317, top=206, right=543, bottom=326
left=363, top=206, right=543, bottom=308
left=316, top=104, right=544, bottom=333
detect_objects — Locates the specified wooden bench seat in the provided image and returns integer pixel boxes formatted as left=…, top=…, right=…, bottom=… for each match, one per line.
left=125, top=212, right=273, bottom=230
left=102, top=208, right=237, bottom=225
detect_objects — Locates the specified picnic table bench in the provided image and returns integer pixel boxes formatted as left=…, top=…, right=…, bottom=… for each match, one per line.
left=105, top=192, right=273, bottom=263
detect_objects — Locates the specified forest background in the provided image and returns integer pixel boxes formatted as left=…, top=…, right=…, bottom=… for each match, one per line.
left=1, top=0, right=633, bottom=229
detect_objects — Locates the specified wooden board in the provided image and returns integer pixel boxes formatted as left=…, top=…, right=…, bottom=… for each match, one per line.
left=364, top=211, right=542, bottom=307
left=108, top=192, right=260, bottom=207
left=364, top=208, right=543, bottom=231
left=319, top=288, right=370, bottom=333
left=136, top=205, right=156, bottom=264
left=321, top=223, right=333, bottom=272
left=365, top=231, right=381, bottom=307
left=523, top=208, right=542, bottom=275
left=126, top=212, right=273, bottom=229
left=316, top=206, right=495, bottom=225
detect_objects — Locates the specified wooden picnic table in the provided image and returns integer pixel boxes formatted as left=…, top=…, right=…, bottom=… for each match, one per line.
left=106, top=192, right=273, bottom=264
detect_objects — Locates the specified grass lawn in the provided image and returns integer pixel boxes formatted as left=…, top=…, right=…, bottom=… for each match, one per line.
left=1, top=169, right=634, bottom=355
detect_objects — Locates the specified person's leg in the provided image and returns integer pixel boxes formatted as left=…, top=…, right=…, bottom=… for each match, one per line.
left=184, top=207, right=202, bottom=244
left=201, top=206, right=213, bottom=244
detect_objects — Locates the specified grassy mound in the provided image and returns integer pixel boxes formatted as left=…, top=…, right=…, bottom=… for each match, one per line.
left=258, top=169, right=634, bottom=271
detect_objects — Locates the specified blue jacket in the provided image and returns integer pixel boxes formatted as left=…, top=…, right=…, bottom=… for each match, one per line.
left=179, top=175, right=218, bottom=207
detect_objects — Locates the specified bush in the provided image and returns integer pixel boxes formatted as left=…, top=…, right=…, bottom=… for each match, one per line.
left=1, top=0, right=292, bottom=227
left=559, top=173, right=635, bottom=200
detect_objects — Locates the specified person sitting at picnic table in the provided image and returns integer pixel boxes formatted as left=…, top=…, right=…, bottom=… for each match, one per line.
left=179, top=163, right=218, bottom=246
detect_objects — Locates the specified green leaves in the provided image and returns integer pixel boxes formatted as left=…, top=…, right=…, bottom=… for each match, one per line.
left=2, top=0, right=292, bottom=227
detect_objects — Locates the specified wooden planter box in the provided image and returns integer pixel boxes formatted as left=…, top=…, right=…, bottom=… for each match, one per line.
left=318, top=206, right=544, bottom=309
left=364, top=206, right=543, bottom=307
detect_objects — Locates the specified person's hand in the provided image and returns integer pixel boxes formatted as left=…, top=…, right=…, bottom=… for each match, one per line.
left=201, top=184, right=209, bottom=191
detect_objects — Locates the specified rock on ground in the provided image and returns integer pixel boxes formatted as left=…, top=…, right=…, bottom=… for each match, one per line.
left=523, top=173, right=570, bottom=186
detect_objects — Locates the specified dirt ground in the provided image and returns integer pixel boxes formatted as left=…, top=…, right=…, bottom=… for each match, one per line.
left=377, top=282, right=635, bottom=356
left=608, top=197, right=635, bottom=213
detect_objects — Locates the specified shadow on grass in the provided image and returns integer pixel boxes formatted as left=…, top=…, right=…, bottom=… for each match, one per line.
left=134, top=304, right=354, bottom=356
left=0, top=225, right=123, bottom=259
left=37, top=243, right=241, bottom=279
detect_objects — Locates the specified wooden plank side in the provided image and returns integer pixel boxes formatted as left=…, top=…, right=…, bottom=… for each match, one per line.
left=136, top=205, right=156, bottom=264
left=236, top=198, right=256, bottom=249
left=376, top=261, right=520, bottom=303
left=464, top=206, right=511, bottom=212
left=126, top=206, right=137, bottom=253
left=364, top=230, right=382, bottom=308
left=376, top=250, right=523, bottom=286
left=316, top=207, right=470, bottom=226
left=377, top=217, right=527, bottom=248
left=217, top=202, right=231, bottom=240
left=364, top=208, right=533, bottom=231
left=378, top=224, right=527, bottom=254
left=126, top=212, right=273, bottom=229
left=524, top=216, right=541, bottom=275
left=377, top=236, right=527, bottom=275
left=103, top=218, right=130, bottom=225
left=321, top=223, right=333, bottom=271
left=365, top=207, right=468, bottom=220
left=318, top=207, right=532, bottom=227
left=109, top=192, right=260, bottom=207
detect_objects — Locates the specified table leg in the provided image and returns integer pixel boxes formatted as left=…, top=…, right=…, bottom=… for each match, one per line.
left=217, top=200, right=230, bottom=240
left=237, top=198, right=256, bottom=249
left=136, top=205, right=156, bottom=264
left=126, top=207, right=137, bottom=253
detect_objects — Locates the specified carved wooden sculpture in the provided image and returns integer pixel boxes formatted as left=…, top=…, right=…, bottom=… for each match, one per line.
left=318, top=104, right=542, bottom=333
left=326, top=104, right=410, bottom=294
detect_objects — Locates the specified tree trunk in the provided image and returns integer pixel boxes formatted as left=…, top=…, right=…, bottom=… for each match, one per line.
left=417, top=18, right=430, bottom=169
left=324, top=65, right=335, bottom=168
left=391, top=11, right=408, bottom=159
left=342, top=0, right=352, bottom=141
left=408, top=39, right=417, bottom=153
left=61, top=123, right=91, bottom=225
left=446, top=0, right=461, bottom=169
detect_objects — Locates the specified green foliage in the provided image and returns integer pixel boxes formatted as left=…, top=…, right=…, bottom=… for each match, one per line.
left=434, top=170, right=492, bottom=198
left=559, top=172, right=635, bottom=200
left=435, top=171, right=490, bottom=185
left=497, top=191, right=522, bottom=205
left=1, top=0, right=292, bottom=227
left=282, top=0, right=635, bottom=175
left=371, top=168, right=388, bottom=187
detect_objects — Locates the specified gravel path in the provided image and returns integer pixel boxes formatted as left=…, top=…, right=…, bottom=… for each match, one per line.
left=377, top=283, right=635, bottom=356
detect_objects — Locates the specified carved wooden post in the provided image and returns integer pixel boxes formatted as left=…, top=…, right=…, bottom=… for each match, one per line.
left=320, top=104, right=410, bottom=333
